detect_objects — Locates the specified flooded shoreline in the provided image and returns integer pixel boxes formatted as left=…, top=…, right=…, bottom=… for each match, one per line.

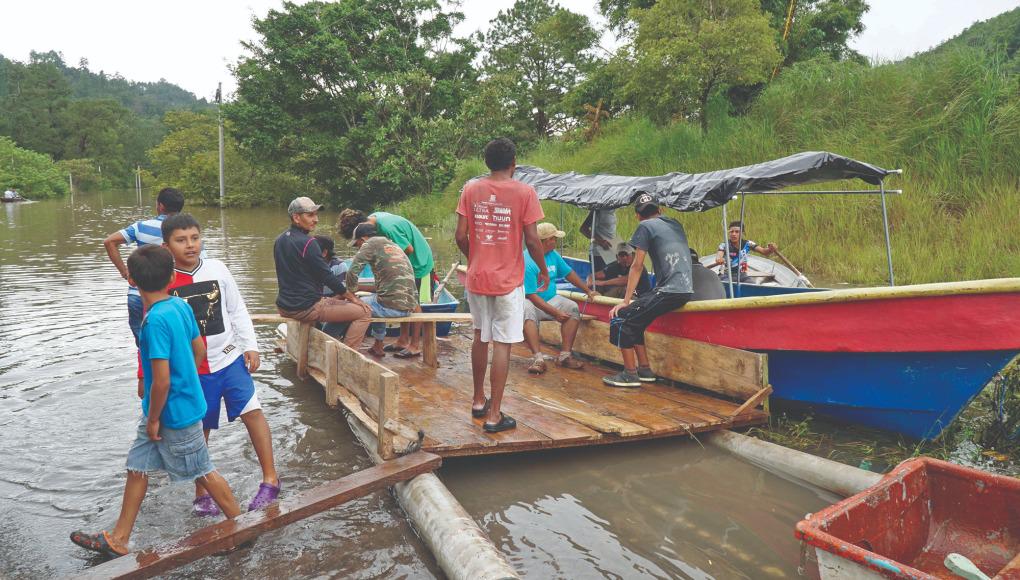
left=2, top=190, right=838, bottom=578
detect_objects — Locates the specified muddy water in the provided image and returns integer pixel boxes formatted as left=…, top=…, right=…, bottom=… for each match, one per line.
left=1, top=190, right=837, bottom=579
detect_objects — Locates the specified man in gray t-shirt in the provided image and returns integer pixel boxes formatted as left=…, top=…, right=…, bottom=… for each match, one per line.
left=603, top=194, right=693, bottom=388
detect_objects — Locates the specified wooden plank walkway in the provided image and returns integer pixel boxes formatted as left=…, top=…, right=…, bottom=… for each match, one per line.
left=380, top=335, right=767, bottom=457
left=74, top=452, right=441, bottom=580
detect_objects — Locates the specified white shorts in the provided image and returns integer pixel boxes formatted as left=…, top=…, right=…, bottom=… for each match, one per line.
left=524, top=294, right=580, bottom=324
left=466, top=287, right=525, bottom=344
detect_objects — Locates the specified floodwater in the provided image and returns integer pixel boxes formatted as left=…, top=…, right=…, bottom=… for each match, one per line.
left=0, top=190, right=839, bottom=579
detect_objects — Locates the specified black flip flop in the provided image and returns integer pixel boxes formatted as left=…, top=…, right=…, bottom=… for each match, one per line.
left=471, top=398, right=491, bottom=419
left=394, top=349, right=421, bottom=359
left=383, top=344, right=404, bottom=353
left=483, top=413, right=517, bottom=433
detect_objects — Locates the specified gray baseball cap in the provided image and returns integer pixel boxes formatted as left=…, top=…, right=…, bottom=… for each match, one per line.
left=288, top=196, right=324, bottom=215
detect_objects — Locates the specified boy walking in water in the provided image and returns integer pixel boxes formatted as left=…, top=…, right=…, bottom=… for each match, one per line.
left=71, top=245, right=241, bottom=558
left=603, top=194, right=694, bottom=388
left=455, top=138, right=548, bottom=432
left=160, top=214, right=280, bottom=514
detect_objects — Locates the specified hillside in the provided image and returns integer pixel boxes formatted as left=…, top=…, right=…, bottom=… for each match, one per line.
left=923, top=7, right=1020, bottom=70
left=400, top=34, right=1020, bottom=286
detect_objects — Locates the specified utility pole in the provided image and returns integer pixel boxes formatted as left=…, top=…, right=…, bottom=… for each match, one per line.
left=217, top=82, right=225, bottom=204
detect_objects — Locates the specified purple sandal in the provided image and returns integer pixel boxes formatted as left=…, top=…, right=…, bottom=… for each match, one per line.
left=193, top=495, right=222, bottom=517
left=248, top=482, right=281, bottom=511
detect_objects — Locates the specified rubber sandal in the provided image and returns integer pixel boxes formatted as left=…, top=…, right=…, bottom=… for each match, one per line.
left=394, top=349, right=421, bottom=359
left=383, top=344, right=404, bottom=353
left=472, top=398, right=491, bottom=419
left=483, top=413, right=517, bottom=433
left=247, top=481, right=282, bottom=511
left=70, top=530, right=128, bottom=558
left=193, top=494, right=221, bottom=517
left=365, top=349, right=386, bottom=359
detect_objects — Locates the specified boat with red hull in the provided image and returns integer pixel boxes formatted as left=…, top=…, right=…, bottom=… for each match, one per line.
left=555, top=278, right=1020, bottom=440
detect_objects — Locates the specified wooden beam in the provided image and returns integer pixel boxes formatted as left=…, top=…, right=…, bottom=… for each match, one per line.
left=74, top=452, right=441, bottom=580
left=421, top=321, right=438, bottom=368
left=540, top=318, right=767, bottom=400
left=324, top=340, right=340, bottom=407
left=377, top=371, right=398, bottom=459
left=368, top=313, right=472, bottom=324
left=250, top=313, right=287, bottom=324
left=294, top=322, right=313, bottom=379
left=730, top=386, right=772, bottom=417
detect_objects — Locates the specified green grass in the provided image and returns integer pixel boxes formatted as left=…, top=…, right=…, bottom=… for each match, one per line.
left=393, top=48, right=1020, bottom=286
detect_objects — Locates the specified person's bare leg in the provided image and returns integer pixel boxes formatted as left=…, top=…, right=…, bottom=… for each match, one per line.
left=471, top=329, right=488, bottom=411
left=196, top=471, right=242, bottom=518
left=634, top=344, right=650, bottom=368
left=109, top=471, right=148, bottom=549
left=621, top=347, right=638, bottom=372
left=523, top=320, right=541, bottom=356
left=240, top=409, right=278, bottom=486
left=486, top=341, right=512, bottom=424
left=195, top=429, right=211, bottom=499
left=560, top=317, right=580, bottom=353
left=394, top=323, right=410, bottom=350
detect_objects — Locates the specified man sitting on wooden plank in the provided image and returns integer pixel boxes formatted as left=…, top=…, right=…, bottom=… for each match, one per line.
left=273, top=197, right=371, bottom=349
left=604, top=194, right=694, bottom=388
left=522, top=222, right=598, bottom=374
left=346, top=222, right=421, bottom=359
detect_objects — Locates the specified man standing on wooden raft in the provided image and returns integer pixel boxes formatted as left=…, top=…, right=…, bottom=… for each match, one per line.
left=456, top=138, right=549, bottom=433
left=603, top=194, right=694, bottom=388
left=273, top=197, right=371, bottom=350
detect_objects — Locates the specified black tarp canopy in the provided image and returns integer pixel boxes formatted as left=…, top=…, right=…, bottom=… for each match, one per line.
left=509, top=151, right=893, bottom=212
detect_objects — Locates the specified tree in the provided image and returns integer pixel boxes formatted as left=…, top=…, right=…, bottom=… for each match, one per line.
left=479, top=0, right=600, bottom=141
left=226, top=0, right=476, bottom=209
left=0, top=136, right=68, bottom=198
left=626, top=0, right=781, bottom=132
left=60, top=99, right=132, bottom=177
left=0, top=53, right=72, bottom=158
left=761, top=0, right=868, bottom=67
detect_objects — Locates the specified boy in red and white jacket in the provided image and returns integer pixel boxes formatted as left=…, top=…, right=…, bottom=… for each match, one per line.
left=158, top=213, right=280, bottom=515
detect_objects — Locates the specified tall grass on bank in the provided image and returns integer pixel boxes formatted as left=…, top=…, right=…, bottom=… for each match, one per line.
left=392, top=48, right=1020, bottom=286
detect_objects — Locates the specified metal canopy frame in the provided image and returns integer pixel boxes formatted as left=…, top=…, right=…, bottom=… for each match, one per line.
left=719, top=170, right=902, bottom=294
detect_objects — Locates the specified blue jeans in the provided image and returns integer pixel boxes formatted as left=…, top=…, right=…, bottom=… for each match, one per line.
left=128, top=293, right=144, bottom=346
left=362, top=294, right=411, bottom=341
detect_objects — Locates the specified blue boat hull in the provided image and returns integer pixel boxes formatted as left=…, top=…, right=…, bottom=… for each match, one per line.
left=765, top=349, right=1019, bottom=440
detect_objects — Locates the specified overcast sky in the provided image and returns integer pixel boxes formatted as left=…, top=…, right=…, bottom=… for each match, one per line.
left=1, top=0, right=1017, bottom=100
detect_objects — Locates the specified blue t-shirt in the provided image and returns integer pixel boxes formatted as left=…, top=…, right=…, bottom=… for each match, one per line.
left=524, top=249, right=573, bottom=302
left=139, top=296, right=207, bottom=429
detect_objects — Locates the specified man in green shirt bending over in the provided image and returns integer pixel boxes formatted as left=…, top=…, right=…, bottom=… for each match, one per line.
left=338, top=208, right=435, bottom=358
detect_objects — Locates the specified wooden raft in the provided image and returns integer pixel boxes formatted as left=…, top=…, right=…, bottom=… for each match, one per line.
left=271, top=317, right=769, bottom=458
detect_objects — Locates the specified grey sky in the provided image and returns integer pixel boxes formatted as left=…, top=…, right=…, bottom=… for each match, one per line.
left=0, top=0, right=1016, bottom=100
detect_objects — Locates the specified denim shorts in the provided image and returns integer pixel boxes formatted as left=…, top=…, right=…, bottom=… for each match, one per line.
left=125, top=415, right=215, bottom=483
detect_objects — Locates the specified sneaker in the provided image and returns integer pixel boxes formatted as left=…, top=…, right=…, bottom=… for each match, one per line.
left=247, top=482, right=281, bottom=511
left=558, top=356, right=584, bottom=370
left=602, top=370, right=641, bottom=388
left=193, top=495, right=221, bottom=517
left=636, top=367, right=657, bottom=383
left=528, top=357, right=547, bottom=374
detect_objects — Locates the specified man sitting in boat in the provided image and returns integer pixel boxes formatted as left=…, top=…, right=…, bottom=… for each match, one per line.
left=714, top=221, right=778, bottom=282
left=604, top=194, right=693, bottom=388
left=346, top=222, right=420, bottom=359
left=3, top=188, right=18, bottom=200
left=522, top=222, right=598, bottom=374
left=589, top=242, right=651, bottom=299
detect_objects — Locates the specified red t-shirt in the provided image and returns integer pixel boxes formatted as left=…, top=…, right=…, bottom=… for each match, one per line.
left=456, top=177, right=545, bottom=296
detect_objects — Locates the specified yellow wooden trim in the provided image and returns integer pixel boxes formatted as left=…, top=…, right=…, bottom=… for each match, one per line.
left=561, top=277, right=1020, bottom=313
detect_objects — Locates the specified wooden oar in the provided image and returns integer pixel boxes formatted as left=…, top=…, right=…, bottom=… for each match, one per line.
left=431, top=261, right=460, bottom=302
left=773, top=249, right=813, bottom=288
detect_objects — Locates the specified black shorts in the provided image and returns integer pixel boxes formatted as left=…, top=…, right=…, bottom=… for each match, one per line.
left=608, top=291, right=691, bottom=349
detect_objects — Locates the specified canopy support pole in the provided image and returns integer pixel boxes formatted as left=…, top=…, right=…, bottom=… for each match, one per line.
left=722, top=203, right=735, bottom=299
left=589, top=209, right=598, bottom=283
left=879, top=179, right=895, bottom=286
left=737, top=195, right=747, bottom=298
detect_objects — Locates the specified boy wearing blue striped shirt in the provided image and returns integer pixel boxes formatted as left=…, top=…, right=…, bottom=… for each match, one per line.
left=103, top=188, right=185, bottom=345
